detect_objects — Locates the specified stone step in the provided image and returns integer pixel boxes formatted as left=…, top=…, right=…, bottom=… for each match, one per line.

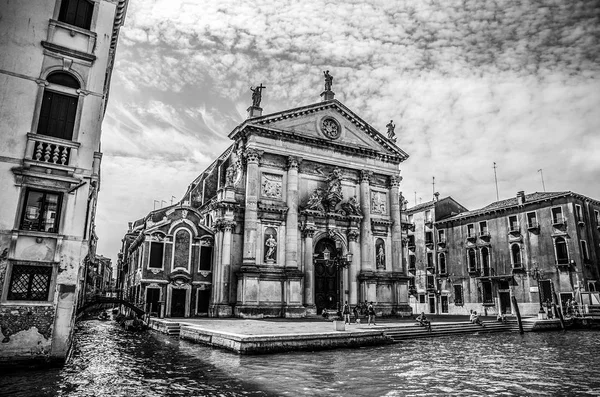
left=383, top=321, right=513, bottom=341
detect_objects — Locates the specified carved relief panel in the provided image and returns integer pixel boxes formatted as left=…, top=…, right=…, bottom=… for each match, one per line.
left=370, top=191, right=387, bottom=214
left=261, top=173, right=283, bottom=200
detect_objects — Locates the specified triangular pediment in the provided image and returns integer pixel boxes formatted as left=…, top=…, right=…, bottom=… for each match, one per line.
left=229, top=100, right=408, bottom=162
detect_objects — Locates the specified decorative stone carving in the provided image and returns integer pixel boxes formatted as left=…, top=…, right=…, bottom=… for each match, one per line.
left=245, top=148, right=262, bottom=164
left=215, top=219, right=236, bottom=232
left=181, top=210, right=188, bottom=219
left=371, top=191, right=387, bottom=214
left=287, top=156, right=302, bottom=170
left=199, top=271, right=211, bottom=278
left=325, top=167, right=343, bottom=209
left=360, top=170, right=372, bottom=183
left=264, top=227, right=278, bottom=263
left=347, top=229, right=359, bottom=242
left=376, top=238, right=386, bottom=270
left=321, top=117, right=341, bottom=139
left=304, top=189, right=326, bottom=212
left=389, top=174, right=402, bottom=187
left=261, top=173, right=283, bottom=199
left=303, top=227, right=317, bottom=238
left=341, top=196, right=362, bottom=216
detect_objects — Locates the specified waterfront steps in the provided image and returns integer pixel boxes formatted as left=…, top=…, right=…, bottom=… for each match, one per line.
left=148, top=319, right=181, bottom=336
left=383, top=321, right=512, bottom=342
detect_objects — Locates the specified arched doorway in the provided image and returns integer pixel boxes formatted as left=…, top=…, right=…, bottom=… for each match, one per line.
left=314, top=238, right=340, bottom=315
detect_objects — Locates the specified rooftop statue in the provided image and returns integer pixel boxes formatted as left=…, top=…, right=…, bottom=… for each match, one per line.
left=250, top=83, right=265, bottom=107
left=323, top=70, right=333, bottom=91
left=386, top=120, right=397, bottom=143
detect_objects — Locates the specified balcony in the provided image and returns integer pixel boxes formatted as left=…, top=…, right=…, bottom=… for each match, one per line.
left=466, top=233, right=477, bottom=242
left=479, top=230, right=490, bottom=239
left=408, top=265, right=416, bottom=274
left=527, top=220, right=540, bottom=231
left=511, top=263, right=525, bottom=273
left=556, top=258, right=571, bottom=271
left=437, top=237, right=446, bottom=248
left=508, top=225, right=520, bottom=234
left=425, top=239, right=434, bottom=249
left=576, top=217, right=585, bottom=227
left=552, top=216, right=567, bottom=227
left=404, top=222, right=416, bottom=233
left=467, top=266, right=479, bottom=276
left=41, top=19, right=97, bottom=62
left=23, top=133, right=79, bottom=176
left=426, top=264, right=435, bottom=273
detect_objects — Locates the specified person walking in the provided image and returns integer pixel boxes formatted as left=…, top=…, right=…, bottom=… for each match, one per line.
left=352, top=304, right=360, bottom=324
left=367, top=302, right=376, bottom=325
left=343, top=301, right=351, bottom=324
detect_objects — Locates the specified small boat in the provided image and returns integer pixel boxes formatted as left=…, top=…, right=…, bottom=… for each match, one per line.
left=98, top=312, right=110, bottom=321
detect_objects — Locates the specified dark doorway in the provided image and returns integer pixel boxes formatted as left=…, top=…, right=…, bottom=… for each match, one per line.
left=499, top=291, right=511, bottom=314
left=441, top=296, right=448, bottom=313
left=539, top=280, right=553, bottom=304
left=314, top=238, right=339, bottom=314
left=146, top=287, right=160, bottom=316
left=428, top=296, right=436, bottom=314
left=196, top=289, right=210, bottom=316
left=171, top=289, right=186, bottom=317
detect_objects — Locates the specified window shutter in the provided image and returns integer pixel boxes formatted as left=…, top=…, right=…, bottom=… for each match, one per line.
left=37, top=91, right=53, bottom=135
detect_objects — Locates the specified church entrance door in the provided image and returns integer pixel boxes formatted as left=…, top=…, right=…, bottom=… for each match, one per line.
left=314, top=238, right=340, bottom=315
left=171, top=289, right=186, bottom=317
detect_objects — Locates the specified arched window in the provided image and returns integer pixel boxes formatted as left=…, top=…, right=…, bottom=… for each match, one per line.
left=481, top=247, right=490, bottom=276
left=38, top=72, right=80, bottom=140
left=467, top=248, right=477, bottom=272
left=59, top=0, right=94, bottom=30
left=555, top=237, right=569, bottom=264
left=439, top=253, right=446, bottom=274
left=511, top=244, right=521, bottom=268
left=173, top=228, right=191, bottom=270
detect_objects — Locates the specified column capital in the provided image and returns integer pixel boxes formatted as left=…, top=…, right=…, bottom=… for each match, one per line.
left=244, top=148, right=263, bottom=164
left=360, top=170, right=372, bottom=183
left=302, top=226, right=317, bottom=238
left=215, top=219, right=236, bottom=232
left=347, top=229, right=360, bottom=242
left=287, top=156, right=302, bottom=170
left=389, top=174, right=402, bottom=187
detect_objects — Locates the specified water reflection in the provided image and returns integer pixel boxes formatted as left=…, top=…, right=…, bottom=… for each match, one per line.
left=1, top=321, right=599, bottom=396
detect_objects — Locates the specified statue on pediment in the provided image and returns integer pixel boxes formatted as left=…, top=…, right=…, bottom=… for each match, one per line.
left=250, top=83, right=265, bottom=107
left=323, top=70, right=333, bottom=91
left=386, top=120, right=397, bottom=143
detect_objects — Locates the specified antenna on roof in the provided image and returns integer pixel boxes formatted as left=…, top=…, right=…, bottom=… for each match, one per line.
left=538, top=169, right=546, bottom=192
left=493, top=162, right=499, bottom=201
left=414, top=191, right=417, bottom=207
left=432, top=176, right=435, bottom=198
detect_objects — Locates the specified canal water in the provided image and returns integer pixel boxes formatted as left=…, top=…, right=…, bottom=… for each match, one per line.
left=2, top=320, right=600, bottom=396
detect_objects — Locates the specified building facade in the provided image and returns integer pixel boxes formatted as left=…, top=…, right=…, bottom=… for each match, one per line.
left=120, top=86, right=413, bottom=318
left=407, top=191, right=600, bottom=316
left=0, top=0, right=128, bottom=365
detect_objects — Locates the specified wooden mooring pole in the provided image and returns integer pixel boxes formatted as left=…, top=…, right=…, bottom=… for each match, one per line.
left=512, top=296, right=524, bottom=334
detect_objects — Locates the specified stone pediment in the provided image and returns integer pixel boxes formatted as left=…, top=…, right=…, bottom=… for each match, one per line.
left=229, top=100, right=408, bottom=163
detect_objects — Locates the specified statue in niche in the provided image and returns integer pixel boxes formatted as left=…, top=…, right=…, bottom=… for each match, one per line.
left=376, top=241, right=386, bottom=269
left=323, top=70, right=333, bottom=91
left=250, top=83, right=265, bottom=107
left=341, top=195, right=362, bottom=216
left=305, top=188, right=326, bottom=212
left=386, top=120, right=397, bottom=143
left=265, top=233, right=277, bottom=261
left=225, top=164, right=236, bottom=186
left=325, top=167, right=343, bottom=210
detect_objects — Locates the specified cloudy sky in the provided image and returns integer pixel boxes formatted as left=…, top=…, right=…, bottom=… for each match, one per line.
left=96, top=0, right=600, bottom=264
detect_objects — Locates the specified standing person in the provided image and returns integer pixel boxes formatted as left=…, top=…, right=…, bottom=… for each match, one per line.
left=343, top=301, right=351, bottom=324
left=352, top=305, right=360, bottom=324
left=368, top=302, right=376, bottom=326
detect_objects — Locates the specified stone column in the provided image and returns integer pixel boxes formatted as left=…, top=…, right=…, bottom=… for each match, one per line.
left=218, top=220, right=235, bottom=304
left=360, top=171, right=373, bottom=271
left=303, top=226, right=316, bottom=308
left=390, top=174, right=403, bottom=273
left=242, top=148, right=262, bottom=265
left=347, top=229, right=360, bottom=305
left=285, top=156, right=301, bottom=268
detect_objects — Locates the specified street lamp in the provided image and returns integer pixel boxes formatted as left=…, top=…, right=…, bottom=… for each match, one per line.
left=529, top=266, right=546, bottom=318
left=323, top=247, right=353, bottom=268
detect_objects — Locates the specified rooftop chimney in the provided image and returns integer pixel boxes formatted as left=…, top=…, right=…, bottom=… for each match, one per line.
left=517, top=191, right=525, bottom=205
left=128, top=222, right=132, bottom=232
left=434, top=192, right=440, bottom=202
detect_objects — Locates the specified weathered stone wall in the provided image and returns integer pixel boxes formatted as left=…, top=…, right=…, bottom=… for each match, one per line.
left=0, top=305, right=55, bottom=361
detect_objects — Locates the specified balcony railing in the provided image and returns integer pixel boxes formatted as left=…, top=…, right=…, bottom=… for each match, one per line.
left=552, top=216, right=566, bottom=226
left=527, top=220, right=539, bottom=230
left=508, top=225, right=520, bottom=234
left=466, top=233, right=477, bottom=241
left=25, top=133, right=79, bottom=170
left=479, top=230, right=490, bottom=238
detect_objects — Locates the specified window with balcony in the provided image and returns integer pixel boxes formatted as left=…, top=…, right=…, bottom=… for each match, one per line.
left=453, top=285, right=464, bottom=306
left=426, top=275, right=435, bottom=290
left=581, top=240, right=589, bottom=262
left=408, top=254, right=416, bottom=271
left=527, top=212, right=538, bottom=229
left=425, top=231, right=434, bottom=245
left=511, top=244, right=522, bottom=268
left=552, top=207, right=564, bottom=224
left=38, top=72, right=80, bottom=141
left=439, top=253, right=447, bottom=274
left=481, top=247, right=490, bottom=276
left=427, top=252, right=434, bottom=270
left=575, top=205, right=583, bottom=222
left=467, top=248, right=477, bottom=272
left=407, top=235, right=415, bottom=248
left=508, top=215, right=519, bottom=232
left=438, top=229, right=445, bottom=243
left=479, top=221, right=488, bottom=236
left=555, top=236, right=569, bottom=264
left=149, top=241, right=164, bottom=269
left=467, top=224, right=475, bottom=238
left=59, top=0, right=94, bottom=30
left=7, top=264, right=53, bottom=301
left=20, top=189, right=62, bottom=233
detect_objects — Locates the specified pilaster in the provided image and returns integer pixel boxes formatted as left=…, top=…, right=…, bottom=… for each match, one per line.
left=242, top=148, right=262, bottom=266
left=285, top=156, right=301, bottom=268
left=347, top=228, right=360, bottom=305
left=360, top=170, right=374, bottom=271
left=302, top=225, right=316, bottom=309
left=390, top=174, right=403, bottom=273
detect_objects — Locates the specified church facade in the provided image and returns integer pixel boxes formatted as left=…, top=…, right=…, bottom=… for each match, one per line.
left=175, top=85, right=412, bottom=318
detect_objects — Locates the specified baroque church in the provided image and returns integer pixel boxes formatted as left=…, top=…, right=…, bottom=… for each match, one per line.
left=120, top=75, right=413, bottom=318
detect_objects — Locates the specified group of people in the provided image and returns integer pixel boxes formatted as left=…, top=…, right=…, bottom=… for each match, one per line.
left=323, top=300, right=377, bottom=325
left=469, top=310, right=486, bottom=327
left=564, top=298, right=581, bottom=317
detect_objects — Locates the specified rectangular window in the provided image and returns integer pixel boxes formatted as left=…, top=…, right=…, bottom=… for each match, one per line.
left=453, top=285, right=463, bottom=306
left=552, top=207, right=563, bottom=223
left=426, top=275, right=435, bottom=289
left=595, top=210, right=600, bottom=224
left=408, top=214, right=414, bottom=224
left=508, top=215, right=518, bottom=231
left=527, top=212, right=538, bottom=228
left=37, top=90, right=78, bottom=140
left=419, top=294, right=426, bottom=304
left=425, top=231, right=433, bottom=244
left=437, top=229, right=445, bottom=243
left=482, top=281, right=493, bottom=304
left=7, top=264, right=53, bottom=301
left=409, top=255, right=416, bottom=270
left=59, top=0, right=94, bottom=30
left=575, top=205, right=583, bottom=222
left=581, top=240, right=589, bottom=262
left=20, top=189, right=61, bottom=233
left=427, top=252, right=434, bottom=268
left=407, top=235, right=415, bottom=247
left=479, top=221, right=488, bottom=235
left=467, top=224, right=474, bottom=237
left=149, top=242, right=164, bottom=269
left=425, top=210, right=432, bottom=223
left=199, top=245, right=213, bottom=271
